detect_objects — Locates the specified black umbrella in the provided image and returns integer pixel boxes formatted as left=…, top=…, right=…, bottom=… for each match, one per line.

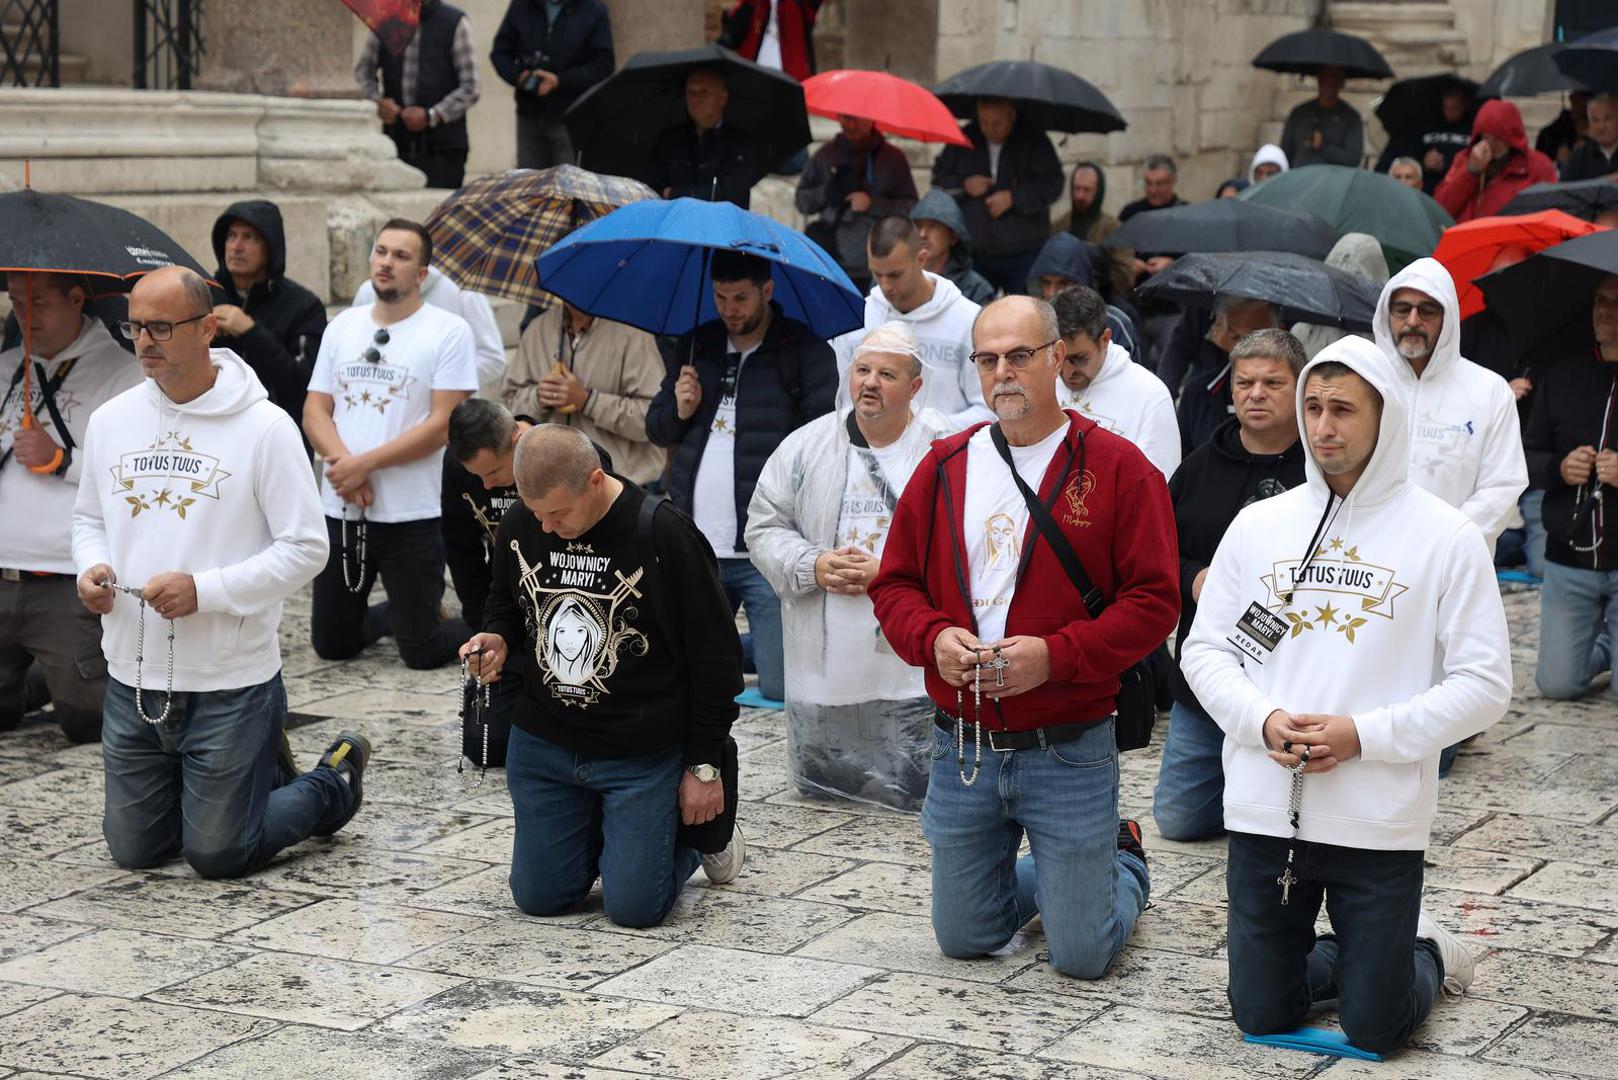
left=933, top=60, right=1125, bottom=134
left=1135, top=251, right=1379, bottom=331
left=0, top=188, right=210, bottom=288
left=1252, top=28, right=1393, bottom=81
left=1106, top=200, right=1339, bottom=260
left=1554, top=27, right=1618, bottom=94
left=1500, top=178, right=1618, bottom=221
left=1477, top=229, right=1618, bottom=348
left=1374, top=74, right=1485, bottom=137
left=1479, top=42, right=1584, bottom=97
left=562, top=45, right=810, bottom=186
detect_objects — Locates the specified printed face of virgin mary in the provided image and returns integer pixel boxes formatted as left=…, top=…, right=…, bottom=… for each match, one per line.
left=545, top=596, right=602, bottom=686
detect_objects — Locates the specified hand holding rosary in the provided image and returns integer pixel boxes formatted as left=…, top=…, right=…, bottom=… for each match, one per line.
left=457, top=648, right=492, bottom=785
left=100, top=578, right=176, bottom=726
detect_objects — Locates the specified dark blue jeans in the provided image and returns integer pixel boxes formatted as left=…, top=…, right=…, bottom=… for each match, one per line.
left=720, top=558, right=783, bottom=701
left=101, top=674, right=353, bottom=879
left=311, top=516, right=466, bottom=670
left=1152, top=699, right=1227, bottom=841
left=506, top=725, right=702, bottom=928
left=1226, top=831, right=1442, bottom=1054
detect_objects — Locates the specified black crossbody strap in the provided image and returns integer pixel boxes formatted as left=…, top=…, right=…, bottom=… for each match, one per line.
left=990, top=423, right=1104, bottom=617
left=1, top=356, right=78, bottom=470
left=845, top=411, right=900, bottom=513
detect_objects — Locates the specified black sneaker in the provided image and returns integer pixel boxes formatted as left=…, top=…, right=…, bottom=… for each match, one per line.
left=1118, top=818, right=1147, bottom=868
left=314, top=731, right=372, bottom=837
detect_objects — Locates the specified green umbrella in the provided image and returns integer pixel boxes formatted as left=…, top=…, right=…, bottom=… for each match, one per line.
left=1239, top=164, right=1453, bottom=273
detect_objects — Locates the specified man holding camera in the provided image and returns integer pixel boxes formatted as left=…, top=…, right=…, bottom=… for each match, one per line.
left=491, top=0, right=615, bottom=170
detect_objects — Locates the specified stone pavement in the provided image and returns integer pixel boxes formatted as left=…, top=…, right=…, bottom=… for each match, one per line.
left=0, top=584, right=1613, bottom=1079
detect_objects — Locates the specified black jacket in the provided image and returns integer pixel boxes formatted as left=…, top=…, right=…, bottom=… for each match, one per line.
left=380, top=0, right=470, bottom=153
left=930, top=119, right=1063, bottom=257
left=1168, top=418, right=1307, bottom=710
left=1523, top=349, right=1618, bottom=571
left=1176, top=335, right=1234, bottom=456
left=645, top=122, right=756, bottom=210
left=646, top=305, right=836, bottom=551
left=209, top=200, right=327, bottom=430
left=490, top=0, right=614, bottom=120
left=1561, top=139, right=1618, bottom=183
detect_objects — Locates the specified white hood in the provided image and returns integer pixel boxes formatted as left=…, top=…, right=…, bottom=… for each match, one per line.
left=1296, top=335, right=1412, bottom=511
left=1248, top=143, right=1290, bottom=183
left=1372, top=257, right=1463, bottom=384
left=1057, top=341, right=1181, bottom=479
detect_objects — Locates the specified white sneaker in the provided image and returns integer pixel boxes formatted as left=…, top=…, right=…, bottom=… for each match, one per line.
left=701, top=825, right=746, bottom=885
left=1418, top=910, right=1475, bottom=995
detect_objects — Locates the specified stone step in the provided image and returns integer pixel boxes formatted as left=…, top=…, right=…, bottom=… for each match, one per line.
left=1331, top=1, right=1458, bottom=35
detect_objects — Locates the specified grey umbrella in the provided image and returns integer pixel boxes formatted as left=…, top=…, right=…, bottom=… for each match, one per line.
left=1106, top=200, right=1339, bottom=260
left=1135, top=251, right=1379, bottom=331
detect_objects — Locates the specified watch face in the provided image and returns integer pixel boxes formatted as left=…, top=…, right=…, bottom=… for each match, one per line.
left=690, top=765, right=720, bottom=782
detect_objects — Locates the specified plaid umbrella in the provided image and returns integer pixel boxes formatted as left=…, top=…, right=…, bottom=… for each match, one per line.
left=424, top=165, right=659, bottom=308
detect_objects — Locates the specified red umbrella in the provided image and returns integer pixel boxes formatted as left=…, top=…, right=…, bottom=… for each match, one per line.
left=1433, top=209, right=1606, bottom=319
left=802, top=70, right=971, bottom=147
left=339, top=0, right=421, bottom=55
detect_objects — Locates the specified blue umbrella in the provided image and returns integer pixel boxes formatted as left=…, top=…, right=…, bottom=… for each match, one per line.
left=535, top=197, right=864, bottom=339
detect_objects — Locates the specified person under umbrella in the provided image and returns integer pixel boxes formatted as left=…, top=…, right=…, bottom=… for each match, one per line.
left=1388, top=157, right=1425, bottom=190
left=1374, top=76, right=1479, bottom=195
left=1435, top=100, right=1559, bottom=224
left=1053, top=161, right=1135, bottom=301
left=795, top=114, right=918, bottom=292
left=1249, top=144, right=1289, bottom=185
left=1538, top=90, right=1592, bottom=171
left=1292, top=232, right=1391, bottom=359
left=1562, top=92, right=1618, bottom=181
left=646, top=67, right=757, bottom=209
left=1279, top=66, right=1365, bottom=169
left=1242, top=164, right=1452, bottom=273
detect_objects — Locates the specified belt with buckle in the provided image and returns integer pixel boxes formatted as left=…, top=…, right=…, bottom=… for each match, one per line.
left=0, top=568, right=68, bottom=583
left=934, top=709, right=1097, bottom=751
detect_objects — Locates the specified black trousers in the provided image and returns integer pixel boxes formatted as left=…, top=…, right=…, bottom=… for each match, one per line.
left=311, top=517, right=466, bottom=670
left=402, top=145, right=469, bottom=190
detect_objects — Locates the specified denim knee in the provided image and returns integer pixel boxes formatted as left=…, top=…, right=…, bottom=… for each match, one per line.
left=1152, top=800, right=1224, bottom=843
left=103, top=825, right=179, bottom=871
left=932, top=920, right=1014, bottom=960
left=1229, top=984, right=1307, bottom=1037
left=1535, top=666, right=1590, bottom=701
left=310, top=625, right=365, bottom=662
left=601, top=889, right=675, bottom=930
left=56, top=707, right=103, bottom=745
left=509, top=869, right=590, bottom=918
left=1045, top=937, right=1116, bottom=981
left=184, top=843, right=258, bottom=880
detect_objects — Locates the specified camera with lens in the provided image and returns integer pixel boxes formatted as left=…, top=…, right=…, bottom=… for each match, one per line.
left=519, top=52, right=553, bottom=94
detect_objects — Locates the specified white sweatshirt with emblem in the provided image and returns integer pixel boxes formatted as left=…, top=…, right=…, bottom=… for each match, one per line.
left=72, top=350, right=328, bottom=692
left=1054, top=340, right=1181, bottom=479
left=1182, top=337, right=1512, bottom=851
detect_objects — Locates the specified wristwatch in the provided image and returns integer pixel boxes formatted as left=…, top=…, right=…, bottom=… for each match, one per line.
left=687, top=764, right=720, bottom=783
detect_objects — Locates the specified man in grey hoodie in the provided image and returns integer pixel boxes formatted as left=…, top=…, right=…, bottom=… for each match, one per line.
left=911, top=189, right=995, bottom=305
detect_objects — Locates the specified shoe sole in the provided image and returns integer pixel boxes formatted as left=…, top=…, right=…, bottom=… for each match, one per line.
left=704, top=826, right=746, bottom=885
left=316, top=731, right=372, bottom=837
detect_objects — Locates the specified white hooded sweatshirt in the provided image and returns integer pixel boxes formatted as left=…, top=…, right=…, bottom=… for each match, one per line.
left=832, top=272, right=991, bottom=430
left=1373, top=257, right=1527, bottom=550
left=1248, top=143, right=1290, bottom=183
left=1182, top=336, right=1511, bottom=851
left=72, top=351, right=328, bottom=692
left=1054, top=340, right=1181, bottom=479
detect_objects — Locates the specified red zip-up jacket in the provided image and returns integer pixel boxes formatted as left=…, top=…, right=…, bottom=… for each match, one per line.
left=870, top=412, right=1180, bottom=732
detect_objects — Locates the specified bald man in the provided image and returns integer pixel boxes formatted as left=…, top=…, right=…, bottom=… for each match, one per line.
left=644, top=67, right=757, bottom=209
left=72, top=266, right=371, bottom=879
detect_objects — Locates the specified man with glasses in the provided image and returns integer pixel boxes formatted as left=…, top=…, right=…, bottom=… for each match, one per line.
left=73, top=266, right=369, bottom=878
left=1525, top=274, right=1618, bottom=703
left=870, top=295, right=1179, bottom=979
left=304, top=219, right=479, bottom=669
left=646, top=250, right=836, bottom=706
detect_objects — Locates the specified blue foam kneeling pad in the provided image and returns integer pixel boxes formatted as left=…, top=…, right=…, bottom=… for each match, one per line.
left=734, top=688, right=784, bottom=711
left=1244, top=1028, right=1384, bottom=1061
left=1496, top=570, right=1542, bottom=585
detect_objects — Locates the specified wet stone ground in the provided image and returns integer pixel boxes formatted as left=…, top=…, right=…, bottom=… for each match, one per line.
left=0, top=584, right=1614, bottom=1079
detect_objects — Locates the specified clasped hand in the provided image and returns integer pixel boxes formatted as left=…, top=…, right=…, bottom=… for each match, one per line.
left=932, top=626, right=1050, bottom=698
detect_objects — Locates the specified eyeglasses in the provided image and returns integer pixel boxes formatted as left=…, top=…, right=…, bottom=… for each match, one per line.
left=119, top=313, right=209, bottom=341
left=968, top=339, right=1059, bottom=374
left=361, top=328, right=390, bottom=363
left=1388, top=300, right=1443, bottom=321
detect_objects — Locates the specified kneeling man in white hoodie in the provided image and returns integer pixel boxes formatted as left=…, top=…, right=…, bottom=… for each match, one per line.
left=72, top=267, right=372, bottom=880
left=1182, top=335, right=1512, bottom=1053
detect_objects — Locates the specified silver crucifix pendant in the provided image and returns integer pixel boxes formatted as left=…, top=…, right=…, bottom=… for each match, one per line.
left=989, top=646, right=1008, bottom=689
left=1278, top=864, right=1296, bottom=905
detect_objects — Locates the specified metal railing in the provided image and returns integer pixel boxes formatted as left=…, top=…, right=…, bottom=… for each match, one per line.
left=0, top=0, right=59, bottom=87
left=133, top=0, right=204, bottom=90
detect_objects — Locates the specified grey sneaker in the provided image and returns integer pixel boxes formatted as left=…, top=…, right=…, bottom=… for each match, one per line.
left=701, top=825, right=746, bottom=884
left=1418, top=910, right=1475, bottom=995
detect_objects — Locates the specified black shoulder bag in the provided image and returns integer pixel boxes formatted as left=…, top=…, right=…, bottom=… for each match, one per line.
left=989, top=424, right=1155, bottom=752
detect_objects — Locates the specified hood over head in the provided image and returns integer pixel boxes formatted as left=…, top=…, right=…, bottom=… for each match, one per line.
left=1106, top=304, right=1139, bottom=356
left=1065, top=159, right=1109, bottom=237
left=1027, top=232, right=1096, bottom=292
left=143, top=348, right=268, bottom=418
left=210, top=200, right=288, bottom=286
left=1324, top=231, right=1389, bottom=287
left=1297, top=335, right=1410, bottom=507
left=1248, top=143, right=1290, bottom=183
left=1372, top=256, right=1461, bottom=382
left=1471, top=99, right=1530, bottom=156
left=910, top=189, right=974, bottom=255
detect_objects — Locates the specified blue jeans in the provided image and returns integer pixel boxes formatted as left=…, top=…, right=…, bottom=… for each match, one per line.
left=1153, top=700, right=1227, bottom=841
left=1226, top=831, right=1442, bottom=1054
left=722, top=558, right=783, bottom=701
left=1536, top=561, right=1618, bottom=701
left=1496, top=489, right=1547, bottom=577
left=101, top=674, right=352, bottom=879
left=506, top=725, right=702, bottom=928
left=922, top=718, right=1148, bottom=979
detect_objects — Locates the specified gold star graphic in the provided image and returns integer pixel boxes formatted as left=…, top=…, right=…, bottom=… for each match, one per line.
left=1328, top=537, right=1345, bottom=551
left=1315, top=602, right=1338, bottom=626
left=360, top=390, right=373, bottom=404
left=712, top=418, right=729, bottom=433
left=153, top=488, right=173, bottom=507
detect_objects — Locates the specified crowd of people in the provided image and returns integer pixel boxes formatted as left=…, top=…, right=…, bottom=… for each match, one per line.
left=2, top=8, right=1617, bottom=1066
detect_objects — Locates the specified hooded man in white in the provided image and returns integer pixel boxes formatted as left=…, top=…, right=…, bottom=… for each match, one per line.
left=73, top=267, right=369, bottom=881
left=1051, top=285, right=1180, bottom=479
left=1182, top=335, right=1511, bottom=1053
left=832, top=215, right=991, bottom=430
left=1248, top=143, right=1290, bottom=184
left=1372, top=257, right=1527, bottom=551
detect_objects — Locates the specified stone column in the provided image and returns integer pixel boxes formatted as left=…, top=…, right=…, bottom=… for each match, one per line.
left=606, top=0, right=706, bottom=63
left=195, top=0, right=358, bottom=98
left=842, top=0, right=940, bottom=84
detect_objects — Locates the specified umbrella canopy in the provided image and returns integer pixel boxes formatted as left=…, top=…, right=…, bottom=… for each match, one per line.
left=1373, top=73, right=1485, bottom=137
left=1252, top=28, right=1393, bottom=80
left=1106, top=200, right=1339, bottom=260
left=1553, top=27, right=1618, bottom=95
left=339, top=0, right=419, bottom=55
left=1477, top=229, right=1618, bottom=347
left=1239, top=164, right=1452, bottom=272
left=563, top=45, right=810, bottom=187
left=425, top=165, right=658, bottom=308
left=933, top=60, right=1125, bottom=134
left=1136, top=250, right=1379, bottom=331
left=802, top=70, right=970, bottom=147
left=1479, top=41, right=1584, bottom=97
left=1431, top=210, right=1604, bottom=319
left=0, top=189, right=209, bottom=287
left=535, top=197, right=864, bottom=339
left=1500, top=178, right=1618, bottom=221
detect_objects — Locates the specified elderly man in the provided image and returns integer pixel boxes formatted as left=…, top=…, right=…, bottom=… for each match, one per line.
left=1279, top=66, right=1364, bottom=168
left=871, top=295, right=1179, bottom=979
left=832, top=216, right=988, bottom=430
left=748, top=323, right=949, bottom=810
left=911, top=189, right=996, bottom=305
left=646, top=67, right=756, bottom=209
left=460, top=425, right=744, bottom=926
left=1119, top=154, right=1186, bottom=224
left=930, top=98, right=1063, bottom=296
left=796, top=114, right=918, bottom=290
left=73, top=267, right=367, bottom=878
left=1562, top=92, right=1618, bottom=182
left=1182, top=336, right=1510, bottom=1053
left=1176, top=296, right=1282, bottom=454
left=1387, top=157, right=1425, bottom=190
left=1, top=273, right=142, bottom=742
left=1153, top=329, right=1307, bottom=841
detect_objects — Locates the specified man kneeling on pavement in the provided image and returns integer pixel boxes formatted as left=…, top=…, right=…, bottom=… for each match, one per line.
left=461, top=425, right=745, bottom=926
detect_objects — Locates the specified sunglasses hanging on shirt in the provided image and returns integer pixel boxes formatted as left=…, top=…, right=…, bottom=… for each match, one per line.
left=361, top=328, right=390, bottom=364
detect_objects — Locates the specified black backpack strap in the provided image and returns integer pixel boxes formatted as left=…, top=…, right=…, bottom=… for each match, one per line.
left=637, top=491, right=686, bottom=668
left=990, top=423, right=1103, bottom=617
